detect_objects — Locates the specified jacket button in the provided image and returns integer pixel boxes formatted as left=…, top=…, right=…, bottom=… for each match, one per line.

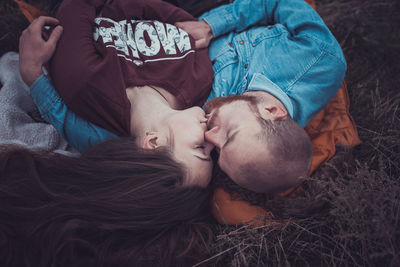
left=244, top=64, right=248, bottom=69
left=228, top=42, right=233, bottom=47
left=239, top=40, right=244, bottom=44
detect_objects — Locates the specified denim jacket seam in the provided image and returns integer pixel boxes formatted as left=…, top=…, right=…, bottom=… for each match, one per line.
left=31, top=76, right=51, bottom=117
left=38, top=100, right=51, bottom=117
left=285, top=48, right=325, bottom=94
left=41, top=77, right=66, bottom=119
left=247, top=25, right=286, bottom=46
left=50, top=93, right=63, bottom=108
left=303, top=33, right=347, bottom=66
left=253, top=31, right=284, bottom=46
left=321, top=46, right=347, bottom=67
left=40, top=93, right=59, bottom=118
left=39, top=95, right=67, bottom=129
left=204, top=5, right=234, bottom=37
left=224, top=5, right=234, bottom=28
left=213, top=60, right=237, bottom=74
left=46, top=98, right=63, bottom=125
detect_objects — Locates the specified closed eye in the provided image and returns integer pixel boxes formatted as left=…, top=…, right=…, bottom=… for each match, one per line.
left=195, top=145, right=211, bottom=161
left=195, top=154, right=211, bottom=161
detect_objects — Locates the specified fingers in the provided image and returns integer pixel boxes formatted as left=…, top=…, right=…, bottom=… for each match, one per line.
left=28, top=16, right=60, bottom=39
left=175, top=21, right=190, bottom=31
left=31, top=16, right=60, bottom=30
left=47, top=25, right=64, bottom=48
left=20, top=16, right=63, bottom=49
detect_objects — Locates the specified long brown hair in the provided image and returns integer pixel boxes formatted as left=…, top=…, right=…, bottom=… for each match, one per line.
left=0, top=138, right=213, bottom=267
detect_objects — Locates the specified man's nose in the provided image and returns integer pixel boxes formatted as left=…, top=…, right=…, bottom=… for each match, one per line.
left=204, top=141, right=215, bottom=156
left=205, top=126, right=223, bottom=148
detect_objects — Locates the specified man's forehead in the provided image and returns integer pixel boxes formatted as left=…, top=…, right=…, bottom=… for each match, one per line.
left=212, top=101, right=254, bottom=124
left=221, top=99, right=253, bottom=110
left=205, top=95, right=256, bottom=113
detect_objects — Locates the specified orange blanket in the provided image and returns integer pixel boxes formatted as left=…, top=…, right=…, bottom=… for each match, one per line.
left=16, top=0, right=361, bottom=225
left=14, top=0, right=47, bottom=23
left=212, top=82, right=361, bottom=225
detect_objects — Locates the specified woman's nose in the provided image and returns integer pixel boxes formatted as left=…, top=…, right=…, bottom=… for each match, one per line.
left=205, top=126, right=223, bottom=148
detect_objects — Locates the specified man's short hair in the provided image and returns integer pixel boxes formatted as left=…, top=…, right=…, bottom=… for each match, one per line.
left=236, top=110, right=313, bottom=194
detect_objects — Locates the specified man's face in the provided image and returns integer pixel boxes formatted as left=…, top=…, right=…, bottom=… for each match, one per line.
left=204, top=96, right=264, bottom=181
left=165, top=106, right=215, bottom=187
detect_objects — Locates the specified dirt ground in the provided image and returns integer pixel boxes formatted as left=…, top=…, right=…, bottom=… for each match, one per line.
left=1, top=0, right=399, bottom=266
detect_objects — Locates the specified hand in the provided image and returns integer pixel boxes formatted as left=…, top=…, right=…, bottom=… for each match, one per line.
left=19, top=16, right=63, bottom=86
left=175, top=20, right=213, bottom=49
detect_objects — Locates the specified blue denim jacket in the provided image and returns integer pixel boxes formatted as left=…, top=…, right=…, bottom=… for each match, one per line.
left=200, top=0, right=346, bottom=126
left=30, top=0, right=346, bottom=152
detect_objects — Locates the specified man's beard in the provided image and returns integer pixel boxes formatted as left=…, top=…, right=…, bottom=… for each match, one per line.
left=204, top=94, right=258, bottom=128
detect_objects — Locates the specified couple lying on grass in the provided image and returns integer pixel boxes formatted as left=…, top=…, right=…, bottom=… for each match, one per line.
left=1, top=0, right=346, bottom=265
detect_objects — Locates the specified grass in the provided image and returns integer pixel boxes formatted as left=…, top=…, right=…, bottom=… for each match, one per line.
left=206, top=0, right=400, bottom=265
left=1, top=0, right=399, bottom=266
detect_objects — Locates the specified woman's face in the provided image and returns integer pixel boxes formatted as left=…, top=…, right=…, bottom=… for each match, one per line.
left=165, top=106, right=214, bottom=187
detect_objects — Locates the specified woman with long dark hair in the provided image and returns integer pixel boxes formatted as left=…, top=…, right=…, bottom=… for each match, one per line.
left=0, top=138, right=213, bottom=267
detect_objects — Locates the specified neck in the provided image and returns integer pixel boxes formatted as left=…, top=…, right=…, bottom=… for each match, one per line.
left=150, top=85, right=182, bottom=110
left=126, top=86, right=175, bottom=141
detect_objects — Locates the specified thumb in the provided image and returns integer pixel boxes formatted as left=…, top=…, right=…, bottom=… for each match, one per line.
left=47, top=25, right=63, bottom=47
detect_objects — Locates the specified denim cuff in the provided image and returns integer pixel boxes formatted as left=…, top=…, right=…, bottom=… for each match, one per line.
left=200, top=4, right=235, bottom=38
left=30, top=74, right=59, bottom=116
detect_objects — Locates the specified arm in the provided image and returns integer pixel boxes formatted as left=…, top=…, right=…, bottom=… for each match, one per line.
left=19, top=16, right=63, bottom=87
left=30, top=75, right=118, bottom=153
left=199, top=0, right=325, bottom=39
left=178, top=0, right=344, bottom=57
left=19, top=16, right=117, bottom=153
left=195, top=0, right=346, bottom=126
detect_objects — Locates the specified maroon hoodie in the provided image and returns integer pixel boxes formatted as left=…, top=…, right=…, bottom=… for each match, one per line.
left=51, top=0, right=213, bottom=136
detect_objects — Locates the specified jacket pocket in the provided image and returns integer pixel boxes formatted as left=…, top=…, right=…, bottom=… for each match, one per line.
left=247, top=24, right=286, bottom=47
left=211, top=47, right=238, bottom=74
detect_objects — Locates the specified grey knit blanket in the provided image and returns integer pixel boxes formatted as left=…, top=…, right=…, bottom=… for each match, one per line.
left=0, top=52, right=77, bottom=154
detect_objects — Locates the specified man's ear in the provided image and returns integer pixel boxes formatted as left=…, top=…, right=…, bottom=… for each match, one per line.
left=142, top=132, right=160, bottom=150
left=260, top=104, right=287, bottom=120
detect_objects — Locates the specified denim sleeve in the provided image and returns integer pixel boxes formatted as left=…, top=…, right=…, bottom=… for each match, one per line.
left=30, top=75, right=118, bottom=153
left=200, top=0, right=345, bottom=56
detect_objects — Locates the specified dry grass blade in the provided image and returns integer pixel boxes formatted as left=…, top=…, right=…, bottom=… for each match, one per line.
left=1, top=0, right=400, bottom=266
